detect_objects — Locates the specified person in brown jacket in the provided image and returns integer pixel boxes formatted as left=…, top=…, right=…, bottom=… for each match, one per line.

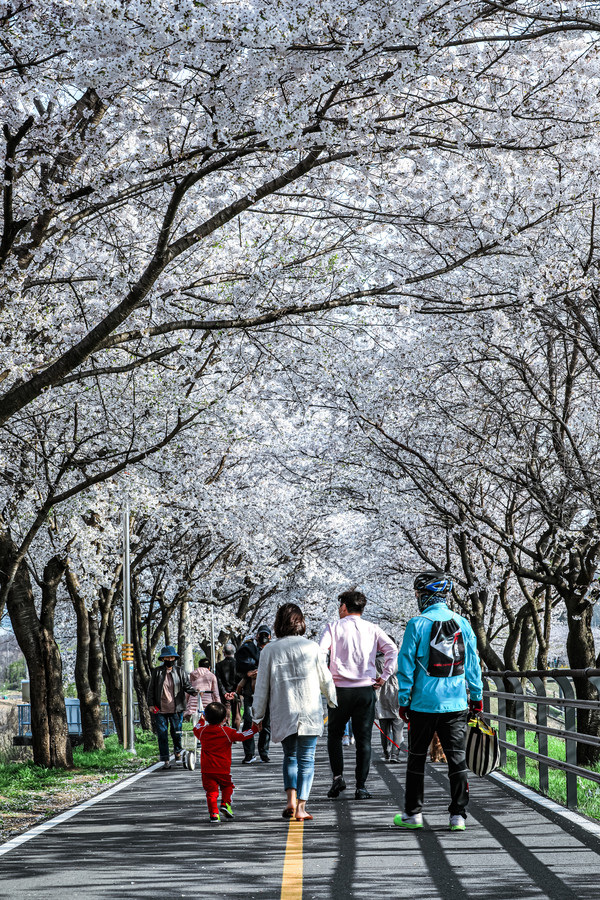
left=147, top=645, right=198, bottom=769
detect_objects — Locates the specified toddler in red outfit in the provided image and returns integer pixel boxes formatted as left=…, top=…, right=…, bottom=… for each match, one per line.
left=193, top=701, right=258, bottom=823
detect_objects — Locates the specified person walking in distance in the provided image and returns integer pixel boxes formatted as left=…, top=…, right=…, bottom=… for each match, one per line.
left=235, top=624, right=272, bottom=763
left=216, top=643, right=241, bottom=729
left=184, top=655, right=219, bottom=721
left=319, top=589, right=397, bottom=800
left=375, top=651, right=404, bottom=763
left=252, top=603, right=337, bottom=821
left=147, top=646, right=198, bottom=769
left=394, top=571, right=483, bottom=831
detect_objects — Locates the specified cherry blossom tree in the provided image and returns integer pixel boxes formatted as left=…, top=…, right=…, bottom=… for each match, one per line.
left=4, top=0, right=600, bottom=765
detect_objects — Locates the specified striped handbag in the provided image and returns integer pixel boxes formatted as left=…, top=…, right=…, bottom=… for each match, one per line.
left=466, top=714, right=501, bottom=776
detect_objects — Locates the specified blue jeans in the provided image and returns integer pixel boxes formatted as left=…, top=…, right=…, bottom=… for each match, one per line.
left=155, top=712, right=183, bottom=761
left=281, top=734, right=318, bottom=801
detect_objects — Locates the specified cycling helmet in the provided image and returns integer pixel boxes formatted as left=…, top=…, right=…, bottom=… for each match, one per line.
left=414, top=571, right=453, bottom=611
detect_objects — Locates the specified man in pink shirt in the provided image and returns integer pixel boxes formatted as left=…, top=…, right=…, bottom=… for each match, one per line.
left=319, top=589, right=397, bottom=799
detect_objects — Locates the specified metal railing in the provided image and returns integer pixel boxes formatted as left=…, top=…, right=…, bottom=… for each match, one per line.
left=17, top=701, right=140, bottom=739
left=483, top=668, right=600, bottom=809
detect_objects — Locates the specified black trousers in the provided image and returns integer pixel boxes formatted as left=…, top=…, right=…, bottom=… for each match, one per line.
left=242, top=698, right=271, bottom=760
left=327, top=685, right=376, bottom=789
left=405, top=709, right=469, bottom=817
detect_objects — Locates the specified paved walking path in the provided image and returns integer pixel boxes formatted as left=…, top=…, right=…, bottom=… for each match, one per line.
left=1, top=739, right=600, bottom=899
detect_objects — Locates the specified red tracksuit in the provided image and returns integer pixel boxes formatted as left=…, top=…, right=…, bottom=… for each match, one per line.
left=193, top=721, right=256, bottom=816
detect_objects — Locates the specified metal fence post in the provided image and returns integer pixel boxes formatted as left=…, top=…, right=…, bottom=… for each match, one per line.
left=490, top=674, right=507, bottom=766
left=507, top=675, right=526, bottom=780
left=554, top=675, right=577, bottom=808
left=528, top=674, right=548, bottom=795
left=482, top=675, right=491, bottom=716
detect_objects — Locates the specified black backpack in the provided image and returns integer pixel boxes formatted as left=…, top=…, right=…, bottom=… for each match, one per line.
left=421, top=614, right=465, bottom=677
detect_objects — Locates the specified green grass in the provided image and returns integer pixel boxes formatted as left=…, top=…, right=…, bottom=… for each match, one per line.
left=0, top=728, right=159, bottom=815
left=72, top=728, right=157, bottom=770
left=502, top=729, right=600, bottom=820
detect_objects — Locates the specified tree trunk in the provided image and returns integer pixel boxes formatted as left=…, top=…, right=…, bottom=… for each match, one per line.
left=565, top=602, right=600, bottom=765
left=132, top=586, right=151, bottom=730
left=67, top=567, right=104, bottom=751
left=537, top=586, right=552, bottom=670
left=98, top=578, right=123, bottom=742
left=1, top=533, right=72, bottom=768
left=503, top=604, right=534, bottom=671
left=40, top=557, right=73, bottom=767
left=517, top=616, right=537, bottom=671
left=502, top=614, right=531, bottom=721
left=101, top=606, right=123, bottom=743
left=470, top=615, right=504, bottom=671
left=133, top=663, right=152, bottom=731
left=178, top=598, right=194, bottom=673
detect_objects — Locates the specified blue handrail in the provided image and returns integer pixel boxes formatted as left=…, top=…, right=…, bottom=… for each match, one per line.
left=17, top=701, right=140, bottom=737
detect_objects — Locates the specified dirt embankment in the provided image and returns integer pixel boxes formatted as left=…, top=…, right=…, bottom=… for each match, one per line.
left=0, top=697, right=29, bottom=762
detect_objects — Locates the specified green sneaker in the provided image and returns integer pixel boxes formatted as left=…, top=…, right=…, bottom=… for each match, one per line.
left=220, top=803, right=234, bottom=819
left=209, top=814, right=220, bottom=824
left=449, top=815, right=466, bottom=831
left=394, top=813, right=423, bottom=829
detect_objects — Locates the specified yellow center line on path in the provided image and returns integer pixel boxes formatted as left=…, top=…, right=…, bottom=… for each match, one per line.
left=280, top=819, right=304, bottom=900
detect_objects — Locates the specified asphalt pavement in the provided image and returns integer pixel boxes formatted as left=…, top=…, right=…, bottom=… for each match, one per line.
left=1, top=736, right=600, bottom=899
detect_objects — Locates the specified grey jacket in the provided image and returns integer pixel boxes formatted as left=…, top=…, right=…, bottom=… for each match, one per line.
left=375, top=653, right=401, bottom=720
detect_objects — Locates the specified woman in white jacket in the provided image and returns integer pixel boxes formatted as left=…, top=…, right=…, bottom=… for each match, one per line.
left=252, top=603, right=337, bottom=821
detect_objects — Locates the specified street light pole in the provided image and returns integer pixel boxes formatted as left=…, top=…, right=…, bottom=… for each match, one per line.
left=121, top=499, right=136, bottom=754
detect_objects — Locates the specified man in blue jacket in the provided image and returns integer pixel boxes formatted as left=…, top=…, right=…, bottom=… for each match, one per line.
left=395, top=571, right=483, bottom=831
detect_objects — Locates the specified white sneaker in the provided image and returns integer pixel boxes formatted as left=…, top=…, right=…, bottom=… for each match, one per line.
left=449, top=815, right=466, bottom=831
left=341, top=736, right=350, bottom=746
left=393, top=812, right=423, bottom=829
